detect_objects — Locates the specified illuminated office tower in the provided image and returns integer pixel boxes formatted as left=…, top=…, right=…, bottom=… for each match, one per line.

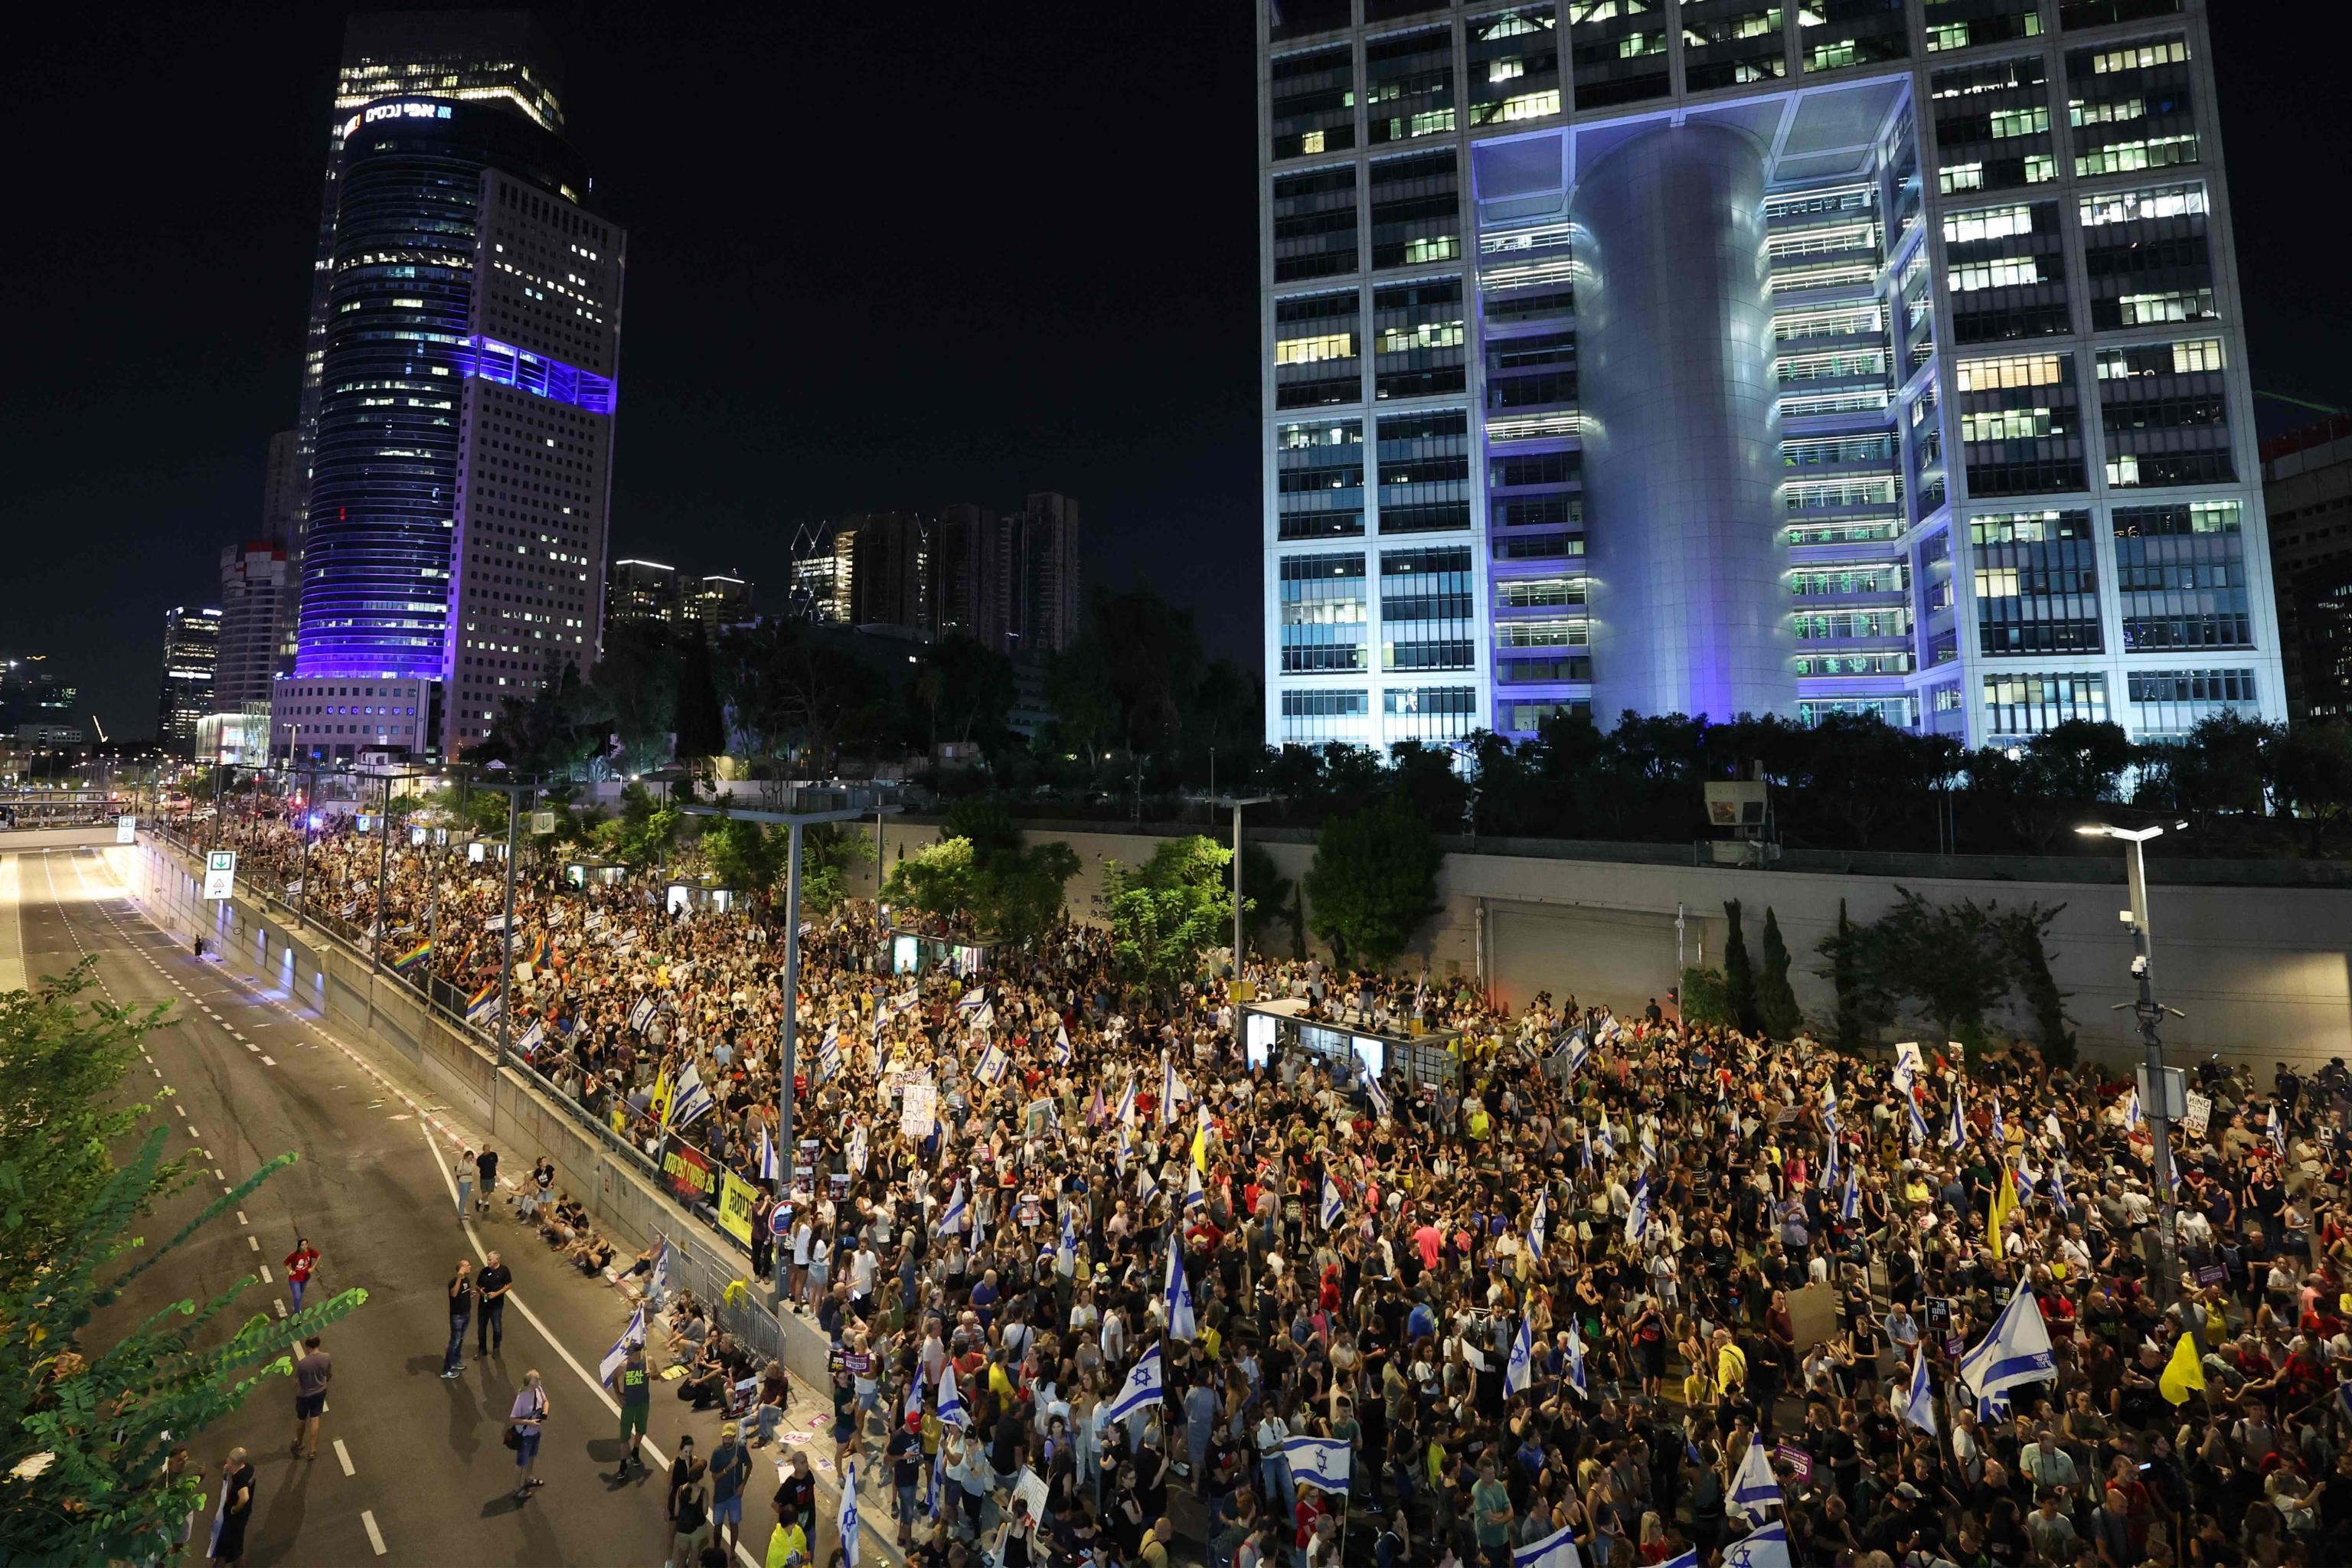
left=278, top=86, right=622, bottom=762
left=157, top=606, right=221, bottom=756
left=1258, top=0, right=2282, bottom=748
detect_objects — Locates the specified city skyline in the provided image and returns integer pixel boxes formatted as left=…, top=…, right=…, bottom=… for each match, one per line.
left=7, top=3, right=2352, bottom=740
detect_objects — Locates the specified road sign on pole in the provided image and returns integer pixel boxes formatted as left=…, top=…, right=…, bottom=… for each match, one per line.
left=117, top=814, right=137, bottom=844
left=203, top=850, right=237, bottom=900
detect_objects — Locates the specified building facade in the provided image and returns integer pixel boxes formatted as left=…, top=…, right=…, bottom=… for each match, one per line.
left=1257, top=0, right=2283, bottom=750
left=607, top=558, right=685, bottom=627
left=156, top=606, right=220, bottom=756
left=2262, top=416, right=2352, bottom=721
left=276, top=82, right=622, bottom=763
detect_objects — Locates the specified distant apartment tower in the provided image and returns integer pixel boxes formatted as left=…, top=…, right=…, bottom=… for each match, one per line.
left=276, top=60, right=622, bottom=762
left=841, top=512, right=933, bottom=632
left=157, top=606, right=221, bottom=755
left=1256, top=0, right=2282, bottom=750
left=216, top=430, right=302, bottom=710
left=1002, top=492, right=1084, bottom=655
left=607, top=558, right=684, bottom=626
left=2263, top=416, right=2352, bottom=720
left=686, top=573, right=756, bottom=632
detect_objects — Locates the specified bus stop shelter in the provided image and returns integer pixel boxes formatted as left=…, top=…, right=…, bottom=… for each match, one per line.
left=1237, top=996, right=1459, bottom=1091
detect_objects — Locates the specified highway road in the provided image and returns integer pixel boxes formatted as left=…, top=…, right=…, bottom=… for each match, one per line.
left=5, top=841, right=871, bottom=1567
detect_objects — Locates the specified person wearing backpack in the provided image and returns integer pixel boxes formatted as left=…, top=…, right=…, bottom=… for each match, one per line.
left=505, top=1369, right=547, bottom=1501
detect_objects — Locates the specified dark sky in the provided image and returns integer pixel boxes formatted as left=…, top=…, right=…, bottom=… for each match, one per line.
left=3, top=4, right=2347, bottom=739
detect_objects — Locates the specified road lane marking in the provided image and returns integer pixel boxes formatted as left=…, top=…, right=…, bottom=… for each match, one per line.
left=214, top=1168, right=224, bottom=1179
left=361, top=1510, right=386, bottom=1555
left=175, top=1105, right=187, bottom=1117
left=247, top=1236, right=259, bottom=1252
left=237, top=1211, right=248, bottom=1226
left=187, top=1127, right=200, bottom=1139
left=260, top=1055, right=277, bottom=1067
left=259, top=1265, right=272, bottom=1282
left=273, top=1299, right=286, bottom=1318
left=335, top=1439, right=354, bottom=1477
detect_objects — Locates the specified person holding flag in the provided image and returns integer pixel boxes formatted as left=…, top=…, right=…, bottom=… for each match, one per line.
left=1165, top=1233, right=1196, bottom=1341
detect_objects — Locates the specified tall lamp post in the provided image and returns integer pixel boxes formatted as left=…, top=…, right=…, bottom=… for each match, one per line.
left=2076, top=818, right=2190, bottom=1303
left=681, top=799, right=891, bottom=1308
left=1210, top=795, right=1273, bottom=990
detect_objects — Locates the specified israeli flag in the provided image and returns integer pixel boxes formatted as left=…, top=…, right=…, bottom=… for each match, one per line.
left=1527, top=1190, right=1548, bottom=1262
left=818, top=1027, right=843, bottom=1083
left=1361, top=1060, right=1391, bottom=1119
left=1165, top=1233, right=1196, bottom=1341
left=1514, top=1522, right=1585, bottom=1568
left=847, top=1124, right=868, bottom=1178
left=1504, top=1318, right=1534, bottom=1397
left=1117, top=1078, right=1138, bottom=1129
left=975, top=1039, right=1008, bottom=1086
left=1906, top=1093, right=1930, bottom=1148
left=1055, top=1022, right=1073, bottom=1064
left=627, top=995, right=657, bottom=1034
left=1947, top=1083, right=1968, bottom=1150
left=1978, top=1386, right=2011, bottom=1425
left=2125, top=1088, right=2143, bottom=1132
left=1893, top=1350, right=1937, bottom=1436
left=757, top=1127, right=779, bottom=1183
left=937, top=1362, right=969, bottom=1428
left=1058, top=1205, right=1078, bottom=1278
left=1958, top=1279, right=2056, bottom=1400
left=667, top=1063, right=714, bottom=1132
left=1566, top=1328, right=1588, bottom=1396
left=1595, top=1121, right=1616, bottom=1161
left=1581, top=1123, right=1594, bottom=1171
left=936, top=1181, right=969, bottom=1237
left=599, top=1304, right=646, bottom=1385
left=1892, top=1042, right=1920, bottom=1094
left=2269, top=1102, right=2288, bottom=1156
left=1990, top=1094, right=2007, bottom=1144
left=956, top=986, right=986, bottom=1012
left=1278, top=1435, right=1352, bottom=1492
left=1723, top=1522, right=1793, bottom=1568
left=2050, top=1158, right=2071, bottom=1213
left=971, top=1002, right=995, bottom=1036
left=1819, top=1136, right=1839, bottom=1193
left=1183, top=1163, right=1206, bottom=1214
left=515, top=1018, right=545, bottom=1057
left=1161, top=1052, right=1178, bottom=1125
left=1321, top=1174, right=1344, bottom=1230
left=649, top=1238, right=671, bottom=1299
left=838, top=1458, right=861, bottom=1568
left=1841, top=1168, right=1861, bottom=1223
left=1624, top=1174, right=1652, bottom=1245
left=1565, top=1031, right=1589, bottom=1078
left=1728, top=1436, right=1783, bottom=1519
left=906, top=1370, right=925, bottom=1423
left=1103, top=1343, right=1164, bottom=1423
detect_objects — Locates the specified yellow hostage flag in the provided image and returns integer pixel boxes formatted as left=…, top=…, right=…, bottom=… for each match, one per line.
left=1988, top=1161, right=2020, bottom=1263
left=1191, top=1109, right=1211, bottom=1174
left=2160, top=1333, right=2205, bottom=1405
left=650, top=1069, right=674, bottom=1131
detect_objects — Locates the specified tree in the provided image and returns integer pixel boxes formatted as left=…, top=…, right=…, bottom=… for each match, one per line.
left=1678, top=967, right=1736, bottom=1030
left=1721, top=899, right=1760, bottom=1036
left=593, top=782, right=681, bottom=870
left=1239, top=841, right=1291, bottom=956
left=984, top=841, right=1081, bottom=946
left=2270, top=719, right=2352, bottom=857
left=2003, top=903, right=2076, bottom=1067
left=1843, top=888, right=2015, bottom=1056
left=1304, top=798, right=1442, bottom=970
left=590, top=621, right=682, bottom=776
left=700, top=815, right=787, bottom=898
left=883, top=837, right=980, bottom=926
left=671, top=631, right=727, bottom=764
left=907, top=635, right=1016, bottom=759
left=1757, top=906, right=1803, bottom=1040
left=1818, top=898, right=1886, bottom=1054
left=1101, top=836, right=1236, bottom=1001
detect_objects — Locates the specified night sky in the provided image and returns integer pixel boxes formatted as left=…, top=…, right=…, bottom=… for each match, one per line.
left=4, top=3, right=2348, bottom=739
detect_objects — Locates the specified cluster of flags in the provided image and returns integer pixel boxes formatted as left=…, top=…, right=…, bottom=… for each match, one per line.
left=665, top=1063, right=714, bottom=1133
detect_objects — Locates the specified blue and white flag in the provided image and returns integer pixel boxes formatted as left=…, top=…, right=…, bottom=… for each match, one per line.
left=970, top=1002, right=995, bottom=1036
left=1581, top=1123, right=1594, bottom=1171
left=1906, top=1093, right=1931, bottom=1148
left=1894, top=1350, right=1937, bottom=1436
left=757, top=1126, right=780, bottom=1183
left=1819, top=1136, right=1839, bottom=1194
left=1054, top=1022, right=1072, bottom=1065
left=1361, top=1059, right=1391, bottom=1119
left=598, top=1304, right=646, bottom=1385
left=514, top=1017, right=546, bottom=1057
left=1958, top=1280, right=2056, bottom=1400
left=1183, top=1163, right=1206, bottom=1214
left=2050, top=1158, right=2072, bottom=1213
left=649, top=1238, right=671, bottom=1298
left=666, top=1063, right=714, bottom=1132
left=1136, top=1162, right=1160, bottom=1207
left=1723, top=1522, right=1792, bottom=1568
left=2337, top=1381, right=2352, bottom=1429
left=468, top=988, right=504, bottom=1025
left=936, top=1181, right=969, bottom=1236
left=1513, top=1521, right=1585, bottom=1568
left=1990, top=1095, right=2007, bottom=1144
left=818, top=1027, right=843, bottom=1083
left=956, top=987, right=986, bottom=1012
left=627, top=995, right=657, bottom=1034
left=975, top=1039, right=1008, bottom=1086
left=1841, top=1168, right=1861, bottom=1223
left=1566, top=1328, right=1588, bottom=1396
left=937, top=1362, right=969, bottom=1429
left=1505, top=1318, right=1534, bottom=1397
left=1659, top=1550, right=1699, bottom=1568
left=1947, top=1083, right=1968, bottom=1150
left=1161, top=1051, right=1178, bottom=1125
left=1057, top=1204, right=1078, bottom=1278
left=1624, top=1174, right=1652, bottom=1245
left=2269, top=1102, right=2288, bottom=1157
left=1728, top=1436, right=1783, bottom=1519
left=1320, top=1174, right=1344, bottom=1230
left=1595, top=1121, right=1616, bottom=1161
left=838, top=1457, right=861, bottom=1568
left=1104, top=1344, right=1164, bottom=1423
left=1165, top=1233, right=1196, bottom=1341
left=1565, top=1031, right=1590, bottom=1079
left=2125, top=1087, right=2143, bottom=1132
left=906, top=1370, right=925, bottom=1423
left=847, top=1123, right=868, bottom=1178
left=1278, top=1434, right=1352, bottom=1493
left=1116, top=1077, right=1138, bottom=1129
left=1527, top=1190, right=1548, bottom=1262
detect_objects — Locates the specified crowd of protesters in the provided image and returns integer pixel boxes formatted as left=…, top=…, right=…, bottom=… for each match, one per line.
left=162, top=799, right=2352, bottom=1568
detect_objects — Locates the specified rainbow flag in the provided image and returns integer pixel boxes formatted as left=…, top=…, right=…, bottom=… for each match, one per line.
left=522, top=930, right=548, bottom=969
left=390, top=939, right=433, bottom=972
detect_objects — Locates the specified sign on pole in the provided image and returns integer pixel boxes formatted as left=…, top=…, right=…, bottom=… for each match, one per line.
left=116, top=814, right=137, bottom=844
left=203, top=851, right=237, bottom=901
left=531, top=810, right=557, bottom=835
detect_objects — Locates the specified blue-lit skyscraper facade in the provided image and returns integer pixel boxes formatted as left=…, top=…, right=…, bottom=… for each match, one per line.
left=1258, top=0, right=2284, bottom=749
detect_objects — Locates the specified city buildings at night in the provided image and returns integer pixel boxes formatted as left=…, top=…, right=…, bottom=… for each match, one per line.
left=155, top=606, right=220, bottom=756
left=2262, top=416, right=2352, bottom=721
left=605, top=558, right=759, bottom=635
left=272, top=16, right=622, bottom=763
left=1258, top=0, right=2284, bottom=749
left=793, top=493, right=1083, bottom=656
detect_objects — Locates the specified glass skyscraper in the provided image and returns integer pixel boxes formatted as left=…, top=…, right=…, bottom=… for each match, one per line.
left=1257, top=0, right=2285, bottom=749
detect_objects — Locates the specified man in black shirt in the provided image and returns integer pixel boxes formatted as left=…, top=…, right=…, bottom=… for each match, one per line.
left=476, top=1252, right=512, bottom=1355
left=475, top=1146, right=500, bottom=1213
left=441, top=1258, right=473, bottom=1378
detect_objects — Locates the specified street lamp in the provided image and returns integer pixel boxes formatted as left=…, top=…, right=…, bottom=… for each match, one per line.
left=1210, top=795, right=1274, bottom=991
left=2076, top=818, right=2190, bottom=1301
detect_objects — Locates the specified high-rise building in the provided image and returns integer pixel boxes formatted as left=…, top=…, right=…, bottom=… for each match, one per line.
left=2262, top=416, right=2352, bottom=721
left=157, top=606, right=221, bottom=755
left=608, top=558, right=684, bottom=627
left=215, top=542, right=291, bottom=710
left=933, top=503, right=1006, bottom=648
left=686, top=573, right=756, bottom=633
left=275, top=57, right=623, bottom=762
left=1002, top=492, right=1084, bottom=655
left=841, top=512, right=933, bottom=633
left=1256, top=0, right=2282, bottom=750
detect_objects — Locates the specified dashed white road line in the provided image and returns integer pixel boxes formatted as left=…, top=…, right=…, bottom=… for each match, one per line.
left=246, top=1236, right=259, bottom=1252
left=186, top=1127, right=201, bottom=1140
left=260, top=1055, right=277, bottom=1067
left=236, top=1210, right=248, bottom=1226
left=360, top=1509, right=386, bottom=1556
left=273, top=1299, right=287, bottom=1318
left=259, top=1265, right=272, bottom=1282
left=334, top=1438, right=354, bottom=1477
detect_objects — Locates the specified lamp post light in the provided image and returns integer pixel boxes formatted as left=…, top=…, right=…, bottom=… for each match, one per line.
left=1210, top=795, right=1274, bottom=990
left=2076, top=818, right=2190, bottom=1302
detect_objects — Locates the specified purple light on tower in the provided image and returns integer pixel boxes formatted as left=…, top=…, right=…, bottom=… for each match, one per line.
left=455, top=335, right=617, bottom=414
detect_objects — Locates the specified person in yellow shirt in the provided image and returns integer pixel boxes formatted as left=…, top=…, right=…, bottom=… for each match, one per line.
left=1713, top=1329, right=1749, bottom=1406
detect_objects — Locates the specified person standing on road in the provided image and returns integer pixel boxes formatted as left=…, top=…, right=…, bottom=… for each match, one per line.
left=207, top=1447, right=253, bottom=1565
left=709, top=1422, right=751, bottom=1559
left=475, top=1146, right=499, bottom=1214
left=527, top=1156, right=554, bottom=1225
left=283, top=1238, right=319, bottom=1313
left=290, top=1336, right=332, bottom=1460
left=612, top=1341, right=652, bottom=1475
left=455, top=1148, right=475, bottom=1217
left=476, top=1252, right=512, bottom=1356
left=668, top=1458, right=712, bottom=1568
left=508, top=1369, right=548, bottom=1501
left=441, top=1258, right=474, bottom=1378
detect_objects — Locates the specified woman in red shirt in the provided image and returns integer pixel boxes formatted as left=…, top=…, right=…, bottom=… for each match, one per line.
left=284, top=1238, right=321, bottom=1312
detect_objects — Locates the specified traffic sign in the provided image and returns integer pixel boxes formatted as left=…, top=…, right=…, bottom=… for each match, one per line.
left=203, top=851, right=237, bottom=901
left=116, top=814, right=136, bottom=844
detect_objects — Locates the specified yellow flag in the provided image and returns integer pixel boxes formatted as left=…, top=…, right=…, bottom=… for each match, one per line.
left=1191, top=1115, right=1211, bottom=1174
left=2159, top=1333, right=2205, bottom=1405
left=650, top=1068, right=673, bottom=1130
left=1987, top=1162, right=2019, bottom=1263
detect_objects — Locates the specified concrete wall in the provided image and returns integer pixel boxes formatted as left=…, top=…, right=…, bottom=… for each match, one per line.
left=861, top=818, right=2352, bottom=1072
